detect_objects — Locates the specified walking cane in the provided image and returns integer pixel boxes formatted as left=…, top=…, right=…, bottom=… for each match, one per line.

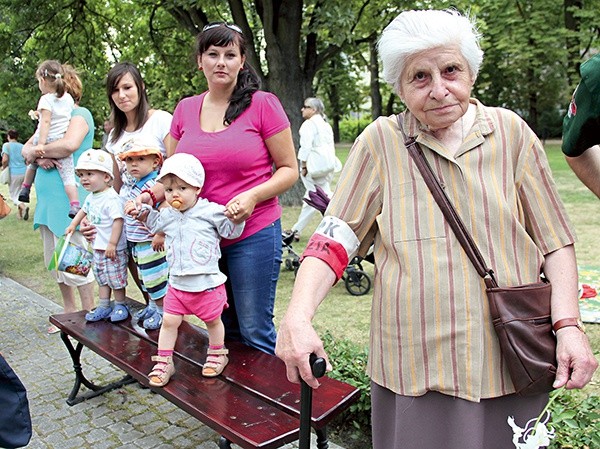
left=299, top=353, right=327, bottom=449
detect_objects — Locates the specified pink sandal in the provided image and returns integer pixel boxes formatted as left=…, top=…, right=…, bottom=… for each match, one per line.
left=202, top=348, right=229, bottom=377
left=148, top=355, right=175, bottom=387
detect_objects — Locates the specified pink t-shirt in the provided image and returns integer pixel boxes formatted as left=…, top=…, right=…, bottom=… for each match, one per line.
left=171, top=90, right=290, bottom=246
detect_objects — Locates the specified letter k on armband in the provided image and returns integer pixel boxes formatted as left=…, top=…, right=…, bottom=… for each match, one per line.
left=300, top=216, right=360, bottom=280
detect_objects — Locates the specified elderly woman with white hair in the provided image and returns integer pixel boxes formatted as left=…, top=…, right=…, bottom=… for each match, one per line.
left=276, top=9, right=597, bottom=448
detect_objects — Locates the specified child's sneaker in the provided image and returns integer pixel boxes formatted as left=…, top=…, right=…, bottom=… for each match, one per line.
left=142, top=309, right=163, bottom=330
left=110, top=303, right=129, bottom=322
left=68, top=205, right=81, bottom=218
left=85, top=305, right=113, bottom=322
left=18, top=186, right=30, bottom=203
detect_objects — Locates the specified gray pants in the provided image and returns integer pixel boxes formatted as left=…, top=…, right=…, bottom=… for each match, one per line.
left=371, top=381, right=549, bottom=449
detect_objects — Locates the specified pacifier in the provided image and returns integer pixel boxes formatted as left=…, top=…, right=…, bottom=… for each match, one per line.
left=171, top=200, right=182, bottom=209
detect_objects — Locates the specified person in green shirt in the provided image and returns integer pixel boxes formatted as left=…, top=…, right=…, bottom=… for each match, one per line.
left=562, top=54, right=600, bottom=198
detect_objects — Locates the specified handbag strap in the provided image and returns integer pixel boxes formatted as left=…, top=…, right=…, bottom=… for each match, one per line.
left=396, top=115, right=499, bottom=288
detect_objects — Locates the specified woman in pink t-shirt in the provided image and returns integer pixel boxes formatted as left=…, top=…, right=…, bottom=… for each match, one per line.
left=138, top=22, right=297, bottom=354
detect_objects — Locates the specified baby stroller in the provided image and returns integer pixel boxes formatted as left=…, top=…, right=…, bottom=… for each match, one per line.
left=283, top=186, right=372, bottom=296
left=282, top=230, right=301, bottom=275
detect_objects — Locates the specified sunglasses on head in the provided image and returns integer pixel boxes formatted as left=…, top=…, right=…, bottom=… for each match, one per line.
left=202, top=22, right=243, bottom=34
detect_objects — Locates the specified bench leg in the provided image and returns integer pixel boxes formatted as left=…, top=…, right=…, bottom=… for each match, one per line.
left=60, top=331, right=136, bottom=406
left=218, top=436, right=232, bottom=448
left=316, top=427, right=329, bottom=449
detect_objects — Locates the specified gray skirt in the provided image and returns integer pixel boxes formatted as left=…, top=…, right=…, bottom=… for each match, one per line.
left=371, top=382, right=549, bottom=449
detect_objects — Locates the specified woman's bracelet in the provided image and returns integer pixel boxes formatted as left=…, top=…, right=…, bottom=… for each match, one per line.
left=141, top=189, right=158, bottom=207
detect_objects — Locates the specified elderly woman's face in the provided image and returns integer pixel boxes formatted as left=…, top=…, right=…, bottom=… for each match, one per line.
left=399, top=46, right=474, bottom=131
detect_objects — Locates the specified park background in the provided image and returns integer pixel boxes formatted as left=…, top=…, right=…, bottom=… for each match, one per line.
left=1, top=0, right=599, bottom=447
left=1, top=0, right=600, bottom=207
left=1, top=141, right=599, bottom=448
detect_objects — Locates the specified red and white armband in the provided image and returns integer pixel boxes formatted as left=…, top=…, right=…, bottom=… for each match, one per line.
left=300, top=216, right=360, bottom=281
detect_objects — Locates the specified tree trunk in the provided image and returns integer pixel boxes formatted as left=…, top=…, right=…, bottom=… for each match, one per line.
left=369, top=39, right=382, bottom=120
left=564, top=0, right=583, bottom=87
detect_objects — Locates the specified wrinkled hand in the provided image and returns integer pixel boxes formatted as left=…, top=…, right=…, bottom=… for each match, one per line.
left=553, top=327, right=598, bottom=389
left=275, top=314, right=331, bottom=389
left=152, top=233, right=165, bottom=252
left=225, top=191, right=257, bottom=224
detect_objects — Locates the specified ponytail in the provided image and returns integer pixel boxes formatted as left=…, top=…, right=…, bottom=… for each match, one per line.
left=35, top=60, right=67, bottom=98
left=225, top=63, right=260, bottom=126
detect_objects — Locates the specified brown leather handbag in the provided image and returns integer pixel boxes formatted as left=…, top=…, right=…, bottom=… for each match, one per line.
left=397, top=116, right=557, bottom=396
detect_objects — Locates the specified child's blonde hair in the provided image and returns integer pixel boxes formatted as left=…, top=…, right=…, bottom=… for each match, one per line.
left=35, top=60, right=67, bottom=98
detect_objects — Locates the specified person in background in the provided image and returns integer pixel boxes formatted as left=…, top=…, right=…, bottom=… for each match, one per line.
left=19, top=60, right=80, bottom=218
left=100, top=119, right=113, bottom=152
left=103, top=61, right=173, bottom=304
left=21, top=63, right=96, bottom=334
left=126, top=153, right=244, bottom=385
left=66, top=149, right=128, bottom=323
left=118, top=140, right=168, bottom=329
left=562, top=53, right=600, bottom=198
left=285, top=97, right=340, bottom=241
left=136, top=22, right=297, bottom=354
left=276, top=10, right=598, bottom=449
left=1, top=130, right=27, bottom=219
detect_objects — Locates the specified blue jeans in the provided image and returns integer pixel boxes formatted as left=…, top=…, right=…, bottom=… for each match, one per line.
left=220, top=219, right=282, bottom=354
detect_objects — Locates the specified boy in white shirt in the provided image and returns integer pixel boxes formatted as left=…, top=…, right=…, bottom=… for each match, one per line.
left=66, top=149, right=129, bottom=323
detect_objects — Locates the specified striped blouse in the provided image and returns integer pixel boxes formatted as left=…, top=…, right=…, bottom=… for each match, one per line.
left=326, top=99, right=575, bottom=401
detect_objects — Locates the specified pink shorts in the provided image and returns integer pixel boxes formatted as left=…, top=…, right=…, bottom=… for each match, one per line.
left=164, top=284, right=228, bottom=323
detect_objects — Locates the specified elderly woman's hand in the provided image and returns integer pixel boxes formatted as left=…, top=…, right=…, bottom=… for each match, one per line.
left=275, top=312, right=330, bottom=389
left=553, top=327, right=598, bottom=389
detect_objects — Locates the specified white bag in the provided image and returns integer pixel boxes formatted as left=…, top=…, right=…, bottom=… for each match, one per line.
left=306, top=146, right=338, bottom=178
left=0, top=167, right=10, bottom=185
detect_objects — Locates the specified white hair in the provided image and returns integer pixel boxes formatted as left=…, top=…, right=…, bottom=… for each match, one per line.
left=304, top=97, right=325, bottom=115
left=378, top=9, right=484, bottom=93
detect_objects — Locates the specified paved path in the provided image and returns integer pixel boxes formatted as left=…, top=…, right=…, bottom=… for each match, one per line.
left=0, top=275, right=344, bottom=449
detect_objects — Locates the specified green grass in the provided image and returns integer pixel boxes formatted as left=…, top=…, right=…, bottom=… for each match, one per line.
left=1, top=140, right=598, bottom=374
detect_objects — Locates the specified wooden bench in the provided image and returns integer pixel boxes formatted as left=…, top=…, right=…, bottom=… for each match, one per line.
left=50, top=302, right=360, bottom=449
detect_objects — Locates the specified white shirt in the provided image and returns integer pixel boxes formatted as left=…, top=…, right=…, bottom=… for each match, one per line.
left=81, top=188, right=127, bottom=251
left=297, top=114, right=335, bottom=162
left=35, top=92, right=74, bottom=142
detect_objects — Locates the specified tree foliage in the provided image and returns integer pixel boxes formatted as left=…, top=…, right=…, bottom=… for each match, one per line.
left=0, top=0, right=598, bottom=180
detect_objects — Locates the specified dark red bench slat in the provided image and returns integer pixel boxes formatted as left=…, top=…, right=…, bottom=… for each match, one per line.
left=50, top=312, right=299, bottom=449
left=122, top=312, right=360, bottom=428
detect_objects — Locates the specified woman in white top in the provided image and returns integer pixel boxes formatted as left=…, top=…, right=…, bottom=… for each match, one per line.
left=105, top=62, right=173, bottom=196
left=288, top=97, right=340, bottom=239
left=103, top=62, right=173, bottom=309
